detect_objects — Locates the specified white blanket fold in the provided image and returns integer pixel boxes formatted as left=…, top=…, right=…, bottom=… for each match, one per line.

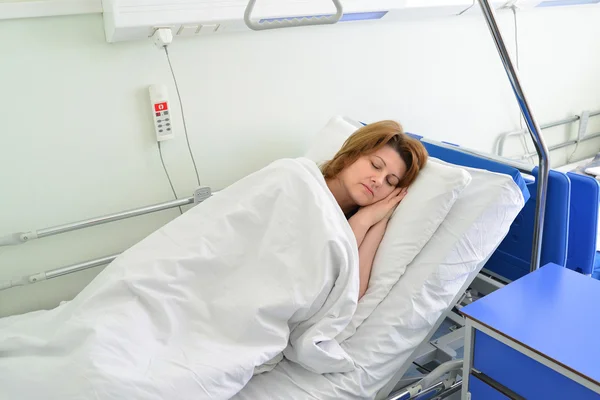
left=0, top=158, right=359, bottom=400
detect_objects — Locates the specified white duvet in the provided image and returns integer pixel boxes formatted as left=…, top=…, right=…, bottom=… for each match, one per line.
left=0, top=158, right=360, bottom=400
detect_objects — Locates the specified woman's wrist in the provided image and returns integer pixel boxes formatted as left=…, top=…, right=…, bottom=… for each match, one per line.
left=353, top=208, right=376, bottom=228
left=375, top=216, right=390, bottom=228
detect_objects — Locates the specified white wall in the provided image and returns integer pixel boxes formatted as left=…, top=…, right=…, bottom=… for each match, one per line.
left=1, top=6, right=600, bottom=317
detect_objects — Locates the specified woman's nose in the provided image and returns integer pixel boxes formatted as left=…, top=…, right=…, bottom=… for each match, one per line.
left=372, top=173, right=384, bottom=187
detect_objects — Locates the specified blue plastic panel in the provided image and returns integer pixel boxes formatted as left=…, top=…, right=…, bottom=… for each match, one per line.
left=485, top=167, right=570, bottom=280
left=407, top=131, right=571, bottom=280
left=463, top=263, right=600, bottom=385
left=415, top=140, right=530, bottom=202
left=566, top=172, right=599, bottom=275
left=473, top=331, right=600, bottom=400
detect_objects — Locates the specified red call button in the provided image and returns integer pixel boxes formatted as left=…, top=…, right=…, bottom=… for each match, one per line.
left=154, top=102, right=168, bottom=112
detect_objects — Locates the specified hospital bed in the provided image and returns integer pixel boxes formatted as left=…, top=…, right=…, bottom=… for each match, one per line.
left=0, top=130, right=535, bottom=400
left=233, top=136, right=531, bottom=400
left=0, top=1, right=567, bottom=399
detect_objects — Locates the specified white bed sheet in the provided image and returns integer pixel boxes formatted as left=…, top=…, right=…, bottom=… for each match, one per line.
left=0, top=158, right=360, bottom=400
left=554, top=156, right=594, bottom=173
left=233, top=163, right=525, bottom=400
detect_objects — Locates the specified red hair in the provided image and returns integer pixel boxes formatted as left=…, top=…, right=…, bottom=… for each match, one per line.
left=321, top=120, right=428, bottom=187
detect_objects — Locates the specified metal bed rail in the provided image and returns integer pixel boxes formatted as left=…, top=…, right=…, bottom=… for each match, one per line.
left=0, top=254, right=120, bottom=290
left=0, top=188, right=213, bottom=291
left=496, top=109, right=600, bottom=159
left=387, top=380, right=462, bottom=400
left=0, top=187, right=212, bottom=247
left=0, top=198, right=194, bottom=246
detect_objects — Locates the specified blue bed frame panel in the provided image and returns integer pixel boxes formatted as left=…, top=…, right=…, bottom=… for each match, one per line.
left=410, top=135, right=571, bottom=282
left=486, top=167, right=570, bottom=281
left=565, top=172, right=599, bottom=276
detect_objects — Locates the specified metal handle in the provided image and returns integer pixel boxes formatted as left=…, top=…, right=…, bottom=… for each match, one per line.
left=0, top=197, right=195, bottom=247
left=244, top=0, right=343, bottom=31
left=477, top=0, right=550, bottom=273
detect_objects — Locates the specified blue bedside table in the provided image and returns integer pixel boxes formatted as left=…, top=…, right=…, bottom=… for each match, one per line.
left=460, top=263, right=600, bottom=399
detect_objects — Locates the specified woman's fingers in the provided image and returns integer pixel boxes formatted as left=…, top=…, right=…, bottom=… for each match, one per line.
left=386, top=187, right=402, bottom=201
left=391, top=187, right=407, bottom=201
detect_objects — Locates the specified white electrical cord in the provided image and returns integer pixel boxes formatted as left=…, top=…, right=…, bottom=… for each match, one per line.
left=149, top=28, right=201, bottom=216
left=151, top=28, right=202, bottom=189
left=164, top=46, right=202, bottom=188
left=512, top=6, right=536, bottom=165
left=158, top=142, right=184, bottom=215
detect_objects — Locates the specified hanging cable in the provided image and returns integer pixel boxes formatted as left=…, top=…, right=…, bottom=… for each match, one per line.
left=511, top=6, right=536, bottom=165
left=158, top=142, right=183, bottom=215
left=164, top=46, right=202, bottom=187
left=457, top=0, right=475, bottom=16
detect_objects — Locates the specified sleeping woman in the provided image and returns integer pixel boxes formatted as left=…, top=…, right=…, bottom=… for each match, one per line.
left=0, top=120, right=428, bottom=400
left=322, top=120, right=428, bottom=299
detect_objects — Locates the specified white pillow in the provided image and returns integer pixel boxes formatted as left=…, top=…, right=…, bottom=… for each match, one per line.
left=304, top=116, right=362, bottom=164
left=336, top=159, right=471, bottom=341
left=305, top=116, right=471, bottom=341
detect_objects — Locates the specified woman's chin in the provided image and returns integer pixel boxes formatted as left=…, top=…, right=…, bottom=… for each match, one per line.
left=352, top=193, right=374, bottom=207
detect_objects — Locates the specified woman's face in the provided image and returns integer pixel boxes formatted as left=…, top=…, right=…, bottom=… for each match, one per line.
left=338, top=146, right=407, bottom=207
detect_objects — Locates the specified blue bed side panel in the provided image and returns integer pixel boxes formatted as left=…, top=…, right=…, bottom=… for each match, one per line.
left=417, top=141, right=530, bottom=202
left=486, top=167, right=570, bottom=280
left=566, top=172, right=599, bottom=275
left=409, top=133, right=570, bottom=281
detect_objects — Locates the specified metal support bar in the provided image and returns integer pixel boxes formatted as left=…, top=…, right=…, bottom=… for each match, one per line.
left=0, top=188, right=215, bottom=290
left=0, top=188, right=212, bottom=247
left=35, top=198, right=194, bottom=239
left=496, top=109, right=600, bottom=158
left=387, top=380, right=462, bottom=400
left=45, top=255, right=118, bottom=279
left=478, top=0, right=550, bottom=273
left=244, top=0, right=343, bottom=31
left=0, top=198, right=192, bottom=247
left=470, top=272, right=506, bottom=296
left=431, top=327, right=467, bottom=360
left=446, top=309, right=466, bottom=327
left=521, top=131, right=600, bottom=159
left=0, top=254, right=118, bottom=291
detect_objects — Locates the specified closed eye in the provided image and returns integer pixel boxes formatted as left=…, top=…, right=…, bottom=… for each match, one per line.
left=386, top=177, right=399, bottom=186
left=371, top=162, right=381, bottom=170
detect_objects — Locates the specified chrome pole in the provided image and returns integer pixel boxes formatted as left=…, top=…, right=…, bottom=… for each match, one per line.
left=35, top=197, right=194, bottom=239
left=521, top=131, right=600, bottom=159
left=0, top=254, right=120, bottom=291
left=44, top=254, right=119, bottom=279
left=477, top=0, right=550, bottom=272
left=0, top=197, right=194, bottom=246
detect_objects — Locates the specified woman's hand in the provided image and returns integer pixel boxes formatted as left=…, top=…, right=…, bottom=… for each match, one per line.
left=357, top=187, right=408, bottom=227
left=348, top=187, right=407, bottom=248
